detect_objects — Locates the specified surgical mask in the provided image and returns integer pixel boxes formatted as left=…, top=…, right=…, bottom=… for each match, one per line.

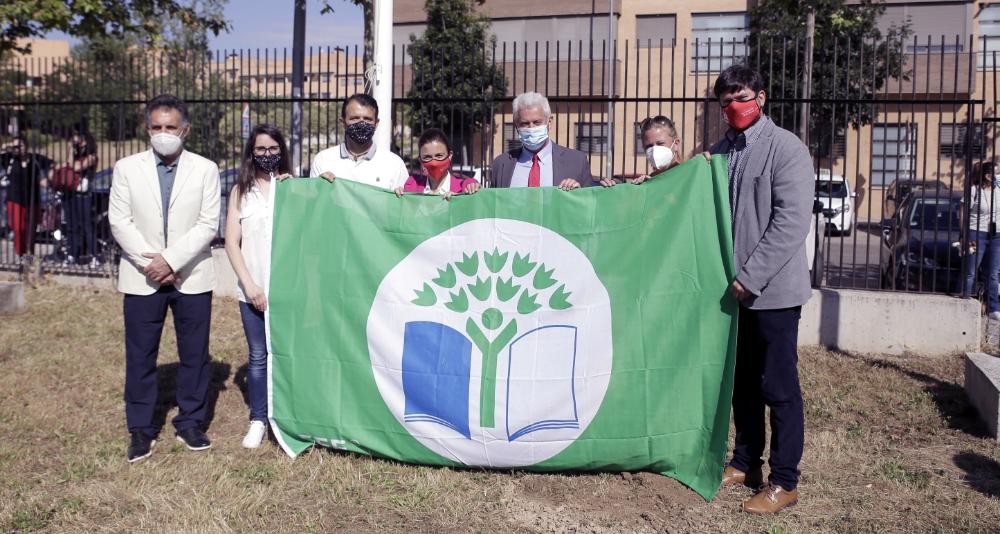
left=518, top=125, right=549, bottom=151
left=253, top=153, right=281, bottom=175
left=645, top=145, right=675, bottom=171
left=150, top=133, right=183, bottom=157
left=345, top=121, right=376, bottom=145
left=723, top=97, right=762, bottom=131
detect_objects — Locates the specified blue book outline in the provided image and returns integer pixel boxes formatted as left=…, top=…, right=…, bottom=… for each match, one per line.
left=505, top=325, right=580, bottom=442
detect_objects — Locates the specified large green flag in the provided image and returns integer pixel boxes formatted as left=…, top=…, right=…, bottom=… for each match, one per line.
left=266, top=155, right=737, bottom=500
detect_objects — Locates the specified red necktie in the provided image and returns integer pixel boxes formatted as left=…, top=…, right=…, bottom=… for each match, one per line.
left=528, top=153, right=540, bottom=187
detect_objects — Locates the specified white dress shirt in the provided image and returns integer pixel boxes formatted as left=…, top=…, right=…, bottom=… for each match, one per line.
left=309, top=144, right=408, bottom=190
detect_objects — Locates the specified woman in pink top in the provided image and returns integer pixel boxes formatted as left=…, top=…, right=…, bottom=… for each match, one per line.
left=394, top=128, right=480, bottom=199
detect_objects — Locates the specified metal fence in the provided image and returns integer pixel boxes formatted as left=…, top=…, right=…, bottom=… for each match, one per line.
left=0, top=35, right=995, bottom=303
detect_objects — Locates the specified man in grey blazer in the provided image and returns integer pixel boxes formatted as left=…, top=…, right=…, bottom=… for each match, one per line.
left=710, top=65, right=814, bottom=514
left=491, top=92, right=594, bottom=189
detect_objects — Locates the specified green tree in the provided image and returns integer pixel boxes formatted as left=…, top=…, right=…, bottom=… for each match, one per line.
left=748, top=0, right=912, bottom=159
left=0, top=0, right=229, bottom=58
left=405, top=0, right=506, bottom=163
left=410, top=248, right=573, bottom=428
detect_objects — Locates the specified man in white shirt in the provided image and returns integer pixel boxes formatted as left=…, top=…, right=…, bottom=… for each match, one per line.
left=309, top=93, right=408, bottom=189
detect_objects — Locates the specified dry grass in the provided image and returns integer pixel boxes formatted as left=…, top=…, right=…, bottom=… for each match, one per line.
left=1, top=282, right=999, bottom=533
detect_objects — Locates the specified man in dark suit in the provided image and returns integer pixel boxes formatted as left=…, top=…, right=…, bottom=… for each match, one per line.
left=491, top=92, right=594, bottom=189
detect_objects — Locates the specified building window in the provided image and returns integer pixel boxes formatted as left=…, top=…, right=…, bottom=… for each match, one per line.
left=880, top=4, right=967, bottom=54
left=576, top=122, right=608, bottom=154
left=871, top=123, right=918, bottom=186
left=981, top=4, right=1000, bottom=68
left=691, top=12, right=748, bottom=73
left=636, top=15, right=676, bottom=48
left=939, top=123, right=984, bottom=159
left=503, top=123, right=522, bottom=152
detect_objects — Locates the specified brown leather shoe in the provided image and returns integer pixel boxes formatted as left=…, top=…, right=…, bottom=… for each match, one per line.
left=742, top=484, right=799, bottom=514
left=720, top=465, right=764, bottom=488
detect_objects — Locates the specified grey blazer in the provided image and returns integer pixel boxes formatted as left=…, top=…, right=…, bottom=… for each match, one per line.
left=490, top=142, right=595, bottom=188
left=710, top=116, right=814, bottom=310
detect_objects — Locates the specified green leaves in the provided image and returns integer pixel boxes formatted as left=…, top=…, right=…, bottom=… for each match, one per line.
left=496, top=277, right=520, bottom=302
left=413, top=248, right=573, bottom=315
left=456, top=252, right=479, bottom=277
left=532, top=264, right=557, bottom=290
left=445, top=288, right=469, bottom=313
left=517, top=290, right=541, bottom=314
left=549, top=285, right=572, bottom=310
left=484, top=247, right=508, bottom=273
left=411, top=283, right=437, bottom=306
left=468, top=277, right=492, bottom=301
left=432, top=264, right=456, bottom=288
left=512, top=253, right=536, bottom=277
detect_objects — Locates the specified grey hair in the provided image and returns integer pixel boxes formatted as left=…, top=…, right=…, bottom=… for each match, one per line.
left=512, top=92, right=551, bottom=122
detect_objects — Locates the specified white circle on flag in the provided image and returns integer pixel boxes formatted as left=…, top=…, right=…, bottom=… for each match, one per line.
left=367, top=218, right=613, bottom=468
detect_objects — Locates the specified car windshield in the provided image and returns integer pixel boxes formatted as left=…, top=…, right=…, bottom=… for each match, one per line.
left=908, top=198, right=961, bottom=229
left=816, top=181, right=848, bottom=198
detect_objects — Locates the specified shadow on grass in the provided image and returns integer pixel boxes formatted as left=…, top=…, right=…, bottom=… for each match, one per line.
left=151, top=358, right=231, bottom=433
left=954, top=451, right=1000, bottom=499
left=834, top=351, right=989, bottom=438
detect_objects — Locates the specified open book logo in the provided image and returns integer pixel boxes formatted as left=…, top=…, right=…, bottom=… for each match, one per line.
left=367, top=219, right=613, bottom=468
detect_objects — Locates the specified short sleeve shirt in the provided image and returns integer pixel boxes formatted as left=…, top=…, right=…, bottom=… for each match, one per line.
left=309, top=144, right=408, bottom=190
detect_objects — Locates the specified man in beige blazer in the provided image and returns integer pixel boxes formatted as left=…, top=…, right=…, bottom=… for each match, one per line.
left=109, top=94, right=221, bottom=462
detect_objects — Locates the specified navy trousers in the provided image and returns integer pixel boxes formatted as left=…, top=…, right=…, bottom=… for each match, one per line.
left=123, top=286, right=212, bottom=438
left=729, top=305, right=805, bottom=491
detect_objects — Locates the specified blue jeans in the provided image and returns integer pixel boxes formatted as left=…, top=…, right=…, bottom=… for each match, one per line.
left=962, top=230, right=1000, bottom=313
left=239, top=301, right=268, bottom=421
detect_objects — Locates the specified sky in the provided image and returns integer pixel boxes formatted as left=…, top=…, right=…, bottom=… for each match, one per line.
left=44, top=0, right=365, bottom=52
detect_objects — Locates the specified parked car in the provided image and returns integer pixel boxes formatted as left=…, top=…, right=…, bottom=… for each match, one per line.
left=815, top=170, right=856, bottom=236
left=882, top=178, right=950, bottom=224
left=880, top=190, right=963, bottom=292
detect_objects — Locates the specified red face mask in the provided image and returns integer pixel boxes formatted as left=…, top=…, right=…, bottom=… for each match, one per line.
left=723, top=97, right=761, bottom=131
left=422, top=157, right=451, bottom=181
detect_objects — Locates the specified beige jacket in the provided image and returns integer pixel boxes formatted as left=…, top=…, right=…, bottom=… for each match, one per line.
left=109, top=149, right=220, bottom=296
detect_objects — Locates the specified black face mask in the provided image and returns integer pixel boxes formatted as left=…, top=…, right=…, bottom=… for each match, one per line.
left=253, top=153, right=281, bottom=174
left=345, top=121, right=376, bottom=146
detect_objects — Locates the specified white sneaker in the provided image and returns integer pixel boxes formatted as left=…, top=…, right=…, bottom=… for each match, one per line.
left=242, top=420, right=267, bottom=449
left=990, top=311, right=1000, bottom=322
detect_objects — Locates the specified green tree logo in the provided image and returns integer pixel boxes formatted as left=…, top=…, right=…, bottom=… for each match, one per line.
left=410, top=248, right=574, bottom=428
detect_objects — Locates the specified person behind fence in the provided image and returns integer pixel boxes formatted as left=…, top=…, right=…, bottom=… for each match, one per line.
left=491, top=91, right=594, bottom=190
left=61, top=128, right=99, bottom=268
left=109, top=94, right=221, bottom=463
left=1, top=136, right=48, bottom=260
left=224, top=124, right=292, bottom=449
left=960, top=161, right=1000, bottom=319
left=307, top=93, right=408, bottom=189
left=709, top=64, right=814, bottom=514
left=394, top=128, right=481, bottom=199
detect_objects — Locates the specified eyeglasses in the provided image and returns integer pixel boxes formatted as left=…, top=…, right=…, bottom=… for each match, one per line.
left=253, top=146, right=280, bottom=156
left=419, top=153, right=449, bottom=163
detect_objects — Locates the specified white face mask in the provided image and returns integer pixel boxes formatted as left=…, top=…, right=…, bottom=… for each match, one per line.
left=150, top=132, right=183, bottom=157
left=645, top=144, right=675, bottom=172
left=518, top=125, right=549, bottom=151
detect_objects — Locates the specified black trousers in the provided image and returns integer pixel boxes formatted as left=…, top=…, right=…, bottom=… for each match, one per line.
left=729, top=305, right=804, bottom=491
left=123, top=286, right=212, bottom=439
left=65, top=191, right=95, bottom=259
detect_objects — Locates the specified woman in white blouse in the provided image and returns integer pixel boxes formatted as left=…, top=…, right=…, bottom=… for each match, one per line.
left=224, top=124, right=291, bottom=448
